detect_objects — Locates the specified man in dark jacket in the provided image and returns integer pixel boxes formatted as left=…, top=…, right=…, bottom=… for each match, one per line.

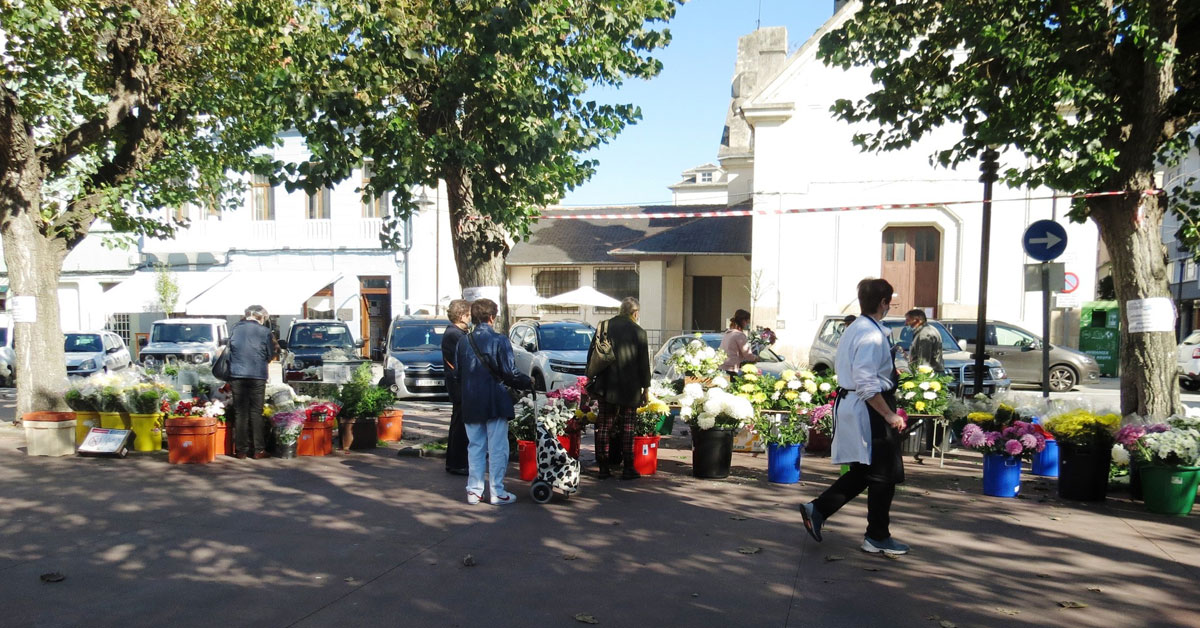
left=448, top=298, right=532, bottom=505
left=588, top=297, right=650, bottom=480
left=229, top=305, right=277, bottom=459
left=440, top=299, right=471, bottom=475
left=905, top=309, right=944, bottom=372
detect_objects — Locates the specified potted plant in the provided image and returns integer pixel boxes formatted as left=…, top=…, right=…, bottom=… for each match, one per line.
left=64, top=382, right=101, bottom=446
left=751, top=407, right=809, bottom=485
left=633, top=399, right=671, bottom=476
left=511, top=396, right=539, bottom=481
left=804, top=402, right=835, bottom=454
left=668, top=334, right=726, bottom=385
left=1118, top=414, right=1200, bottom=515
left=122, top=382, right=176, bottom=452
left=896, top=364, right=954, bottom=455
left=270, top=410, right=305, bottom=458
left=677, top=382, right=755, bottom=479
left=299, top=401, right=340, bottom=456
left=1043, top=408, right=1121, bottom=501
left=97, top=381, right=128, bottom=429
left=334, top=363, right=396, bottom=451
left=959, top=411, right=1046, bottom=498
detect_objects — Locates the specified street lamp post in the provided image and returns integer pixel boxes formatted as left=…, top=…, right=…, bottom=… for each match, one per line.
left=974, top=148, right=1000, bottom=395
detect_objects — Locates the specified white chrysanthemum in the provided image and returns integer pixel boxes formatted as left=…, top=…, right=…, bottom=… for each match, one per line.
left=701, top=347, right=716, bottom=359
left=684, top=382, right=704, bottom=398
left=904, top=391, right=916, bottom=400
left=697, top=415, right=717, bottom=430
left=799, top=391, right=812, bottom=404
left=818, top=382, right=831, bottom=392
left=712, top=375, right=729, bottom=389
left=1111, top=444, right=1130, bottom=466
left=918, top=382, right=931, bottom=390
left=680, top=405, right=694, bottom=419
left=923, top=391, right=937, bottom=400
left=787, top=379, right=802, bottom=390
left=771, top=392, right=780, bottom=401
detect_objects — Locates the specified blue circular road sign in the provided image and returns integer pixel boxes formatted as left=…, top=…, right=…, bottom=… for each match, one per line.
left=1022, top=220, right=1068, bottom=262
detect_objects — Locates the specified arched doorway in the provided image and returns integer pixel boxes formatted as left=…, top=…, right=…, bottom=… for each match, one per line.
left=881, top=226, right=941, bottom=317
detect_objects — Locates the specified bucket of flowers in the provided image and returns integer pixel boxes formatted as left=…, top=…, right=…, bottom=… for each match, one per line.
left=669, top=334, right=726, bottom=385
left=677, top=383, right=755, bottom=479
left=1042, top=406, right=1120, bottom=501
left=897, top=364, right=955, bottom=455
left=750, top=400, right=808, bottom=485
left=546, top=376, right=589, bottom=458
left=632, top=399, right=671, bottom=475
left=297, top=401, right=340, bottom=456
left=123, top=382, right=178, bottom=452
left=959, top=408, right=1046, bottom=498
left=270, top=410, right=306, bottom=459
left=1115, top=412, right=1200, bottom=515
left=804, top=402, right=835, bottom=454
left=165, top=399, right=221, bottom=464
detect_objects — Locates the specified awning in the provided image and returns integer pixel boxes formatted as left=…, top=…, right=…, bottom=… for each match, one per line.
left=185, top=271, right=343, bottom=316
left=99, top=271, right=231, bottom=315
left=506, top=284, right=546, bottom=306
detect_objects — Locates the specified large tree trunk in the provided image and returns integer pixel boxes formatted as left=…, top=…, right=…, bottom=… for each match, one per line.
left=1, top=197, right=71, bottom=419
left=444, top=166, right=512, bottom=330
left=1089, top=175, right=1182, bottom=419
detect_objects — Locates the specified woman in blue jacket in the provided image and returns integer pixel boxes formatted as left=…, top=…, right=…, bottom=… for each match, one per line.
left=448, top=298, right=532, bottom=505
left=229, top=305, right=277, bottom=459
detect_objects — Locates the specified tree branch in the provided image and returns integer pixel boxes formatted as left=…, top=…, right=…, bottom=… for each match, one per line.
left=37, top=80, right=140, bottom=175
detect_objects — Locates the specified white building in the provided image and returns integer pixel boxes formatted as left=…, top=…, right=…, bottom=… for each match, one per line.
left=1, top=130, right=459, bottom=357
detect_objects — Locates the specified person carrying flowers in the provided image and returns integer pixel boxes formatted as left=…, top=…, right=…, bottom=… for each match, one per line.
left=800, top=278, right=911, bottom=556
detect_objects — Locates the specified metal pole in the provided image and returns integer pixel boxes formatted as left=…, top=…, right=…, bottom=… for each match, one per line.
left=974, top=149, right=1000, bottom=395
left=1042, top=261, right=1051, bottom=398
left=402, top=214, right=413, bottom=316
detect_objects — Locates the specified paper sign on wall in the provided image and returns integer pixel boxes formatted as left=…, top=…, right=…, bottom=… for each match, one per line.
left=10, top=296, right=36, bottom=322
left=1126, top=297, right=1175, bottom=333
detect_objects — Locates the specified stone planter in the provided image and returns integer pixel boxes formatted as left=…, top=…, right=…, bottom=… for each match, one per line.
left=23, top=412, right=77, bottom=457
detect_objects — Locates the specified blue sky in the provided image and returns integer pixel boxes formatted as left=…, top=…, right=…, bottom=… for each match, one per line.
left=560, top=0, right=834, bottom=207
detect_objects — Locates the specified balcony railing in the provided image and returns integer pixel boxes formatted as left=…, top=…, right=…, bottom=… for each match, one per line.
left=144, top=217, right=388, bottom=253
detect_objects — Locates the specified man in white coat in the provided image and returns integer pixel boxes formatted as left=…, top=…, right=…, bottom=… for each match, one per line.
left=800, top=278, right=911, bottom=555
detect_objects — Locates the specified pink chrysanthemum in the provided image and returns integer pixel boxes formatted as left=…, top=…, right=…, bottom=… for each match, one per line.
left=1004, top=439, right=1024, bottom=456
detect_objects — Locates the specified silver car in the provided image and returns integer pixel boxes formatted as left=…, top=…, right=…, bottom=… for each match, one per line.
left=941, top=319, right=1099, bottom=392
left=66, top=331, right=132, bottom=377
left=652, top=333, right=791, bottom=379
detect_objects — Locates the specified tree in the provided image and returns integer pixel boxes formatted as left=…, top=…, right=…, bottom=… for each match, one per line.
left=0, top=1, right=296, bottom=415
left=155, top=265, right=179, bottom=317
left=272, top=0, right=679, bottom=327
left=818, top=0, right=1199, bottom=418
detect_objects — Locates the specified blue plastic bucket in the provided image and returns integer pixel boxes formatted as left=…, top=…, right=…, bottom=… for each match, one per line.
left=767, top=443, right=802, bottom=484
left=1032, top=440, right=1059, bottom=477
left=982, top=454, right=1022, bottom=498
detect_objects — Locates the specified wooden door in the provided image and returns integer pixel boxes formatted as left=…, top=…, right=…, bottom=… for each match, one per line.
left=692, top=276, right=722, bottom=331
left=881, top=227, right=940, bottom=317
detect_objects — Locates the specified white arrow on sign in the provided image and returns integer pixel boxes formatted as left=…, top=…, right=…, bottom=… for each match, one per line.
left=1029, top=232, right=1062, bottom=248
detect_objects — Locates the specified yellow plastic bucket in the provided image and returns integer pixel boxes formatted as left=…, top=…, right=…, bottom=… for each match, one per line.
left=99, top=412, right=124, bottom=429
left=75, top=411, right=101, bottom=445
left=129, top=413, right=163, bottom=452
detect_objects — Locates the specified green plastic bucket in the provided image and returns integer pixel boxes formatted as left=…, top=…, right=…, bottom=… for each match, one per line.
left=1140, top=465, right=1200, bottom=516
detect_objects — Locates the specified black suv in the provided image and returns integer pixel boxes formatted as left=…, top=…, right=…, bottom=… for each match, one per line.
left=381, top=317, right=451, bottom=399
left=279, top=320, right=363, bottom=381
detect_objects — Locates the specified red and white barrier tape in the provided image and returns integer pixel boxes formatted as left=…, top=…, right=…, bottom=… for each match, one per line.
left=537, top=189, right=1152, bottom=221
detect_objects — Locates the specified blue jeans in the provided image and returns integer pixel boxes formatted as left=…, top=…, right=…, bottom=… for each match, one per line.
left=465, top=418, right=510, bottom=498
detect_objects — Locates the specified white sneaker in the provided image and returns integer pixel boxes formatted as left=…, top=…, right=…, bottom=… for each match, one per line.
left=466, top=491, right=482, bottom=505
left=489, top=491, right=517, bottom=506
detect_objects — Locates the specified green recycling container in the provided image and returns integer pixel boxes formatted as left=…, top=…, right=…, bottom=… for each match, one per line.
left=1140, top=465, right=1199, bottom=516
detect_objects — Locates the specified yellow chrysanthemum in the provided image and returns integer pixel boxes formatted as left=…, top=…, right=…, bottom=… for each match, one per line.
left=774, top=381, right=786, bottom=391
left=902, top=381, right=916, bottom=390
left=741, top=364, right=760, bottom=375
left=744, top=373, right=758, bottom=382
left=915, top=401, right=926, bottom=412
left=785, top=391, right=799, bottom=401
left=917, top=364, right=933, bottom=374
left=752, top=392, right=767, bottom=403
left=740, top=383, right=757, bottom=393
left=929, top=381, right=941, bottom=392
left=781, top=369, right=797, bottom=381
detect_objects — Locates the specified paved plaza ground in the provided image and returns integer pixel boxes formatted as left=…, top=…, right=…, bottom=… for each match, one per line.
left=1, top=394, right=1197, bottom=628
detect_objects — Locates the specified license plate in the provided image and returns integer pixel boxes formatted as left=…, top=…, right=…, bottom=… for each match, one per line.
left=413, top=379, right=443, bottom=387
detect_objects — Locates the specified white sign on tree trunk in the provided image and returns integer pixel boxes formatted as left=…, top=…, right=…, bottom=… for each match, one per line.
left=10, top=296, right=36, bottom=322
left=1126, top=297, right=1175, bottom=333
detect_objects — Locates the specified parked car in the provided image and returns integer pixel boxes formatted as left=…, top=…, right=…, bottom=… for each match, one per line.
left=139, top=318, right=229, bottom=367
left=380, top=316, right=450, bottom=399
left=1177, top=329, right=1200, bottom=391
left=510, top=320, right=595, bottom=391
left=808, top=315, right=1010, bottom=397
left=652, top=333, right=792, bottom=379
left=941, top=319, right=1099, bottom=392
left=279, top=320, right=363, bottom=381
left=0, top=313, right=12, bottom=386
left=65, top=331, right=132, bottom=377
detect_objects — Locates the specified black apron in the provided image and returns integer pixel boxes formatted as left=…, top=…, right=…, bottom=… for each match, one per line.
left=834, top=317, right=906, bottom=484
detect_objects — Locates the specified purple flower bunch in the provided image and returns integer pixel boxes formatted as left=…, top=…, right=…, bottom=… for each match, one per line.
left=1115, top=423, right=1168, bottom=446
left=271, top=410, right=306, bottom=431
left=962, top=420, right=1046, bottom=459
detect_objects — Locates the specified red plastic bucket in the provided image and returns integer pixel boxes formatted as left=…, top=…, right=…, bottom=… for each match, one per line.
left=556, top=433, right=581, bottom=460
left=633, top=435, right=660, bottom=475
left=517, top=439, right=537, bottom=481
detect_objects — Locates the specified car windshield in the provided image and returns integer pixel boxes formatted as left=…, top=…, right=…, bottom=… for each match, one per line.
left=290, top=324, right=353, bottom=348
left=65, top=334, right=103, bottom=353
left=151, top=324, right=213, bottom=343
left=884, top=321, right=960, bottom=352
left=390, top=324, right=446, bottom=351
left=537, top=326, right=594, bottom=351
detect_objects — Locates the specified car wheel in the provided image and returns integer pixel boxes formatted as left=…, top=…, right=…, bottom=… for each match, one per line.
left=812, top=363, right=829, bottom=375
left=533, top=372, right=546, bottom=392
left=1181, top=379, right=1200, bottom=392
left=1048, top=365, right=1077, bottom=392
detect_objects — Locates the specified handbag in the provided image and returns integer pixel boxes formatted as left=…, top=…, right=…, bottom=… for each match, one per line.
left=467, top=331, right=526, bottom=405
left=212, top=346, right=232, bottom=381
left=584, top=319, right=615, bottom=397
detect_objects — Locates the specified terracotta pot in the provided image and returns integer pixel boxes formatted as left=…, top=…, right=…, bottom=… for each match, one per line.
left=166, top=417, right=217, bottom=464
left=377, top=409, right=404, bottom=442
left=299, top=420, right=334, bottom=456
